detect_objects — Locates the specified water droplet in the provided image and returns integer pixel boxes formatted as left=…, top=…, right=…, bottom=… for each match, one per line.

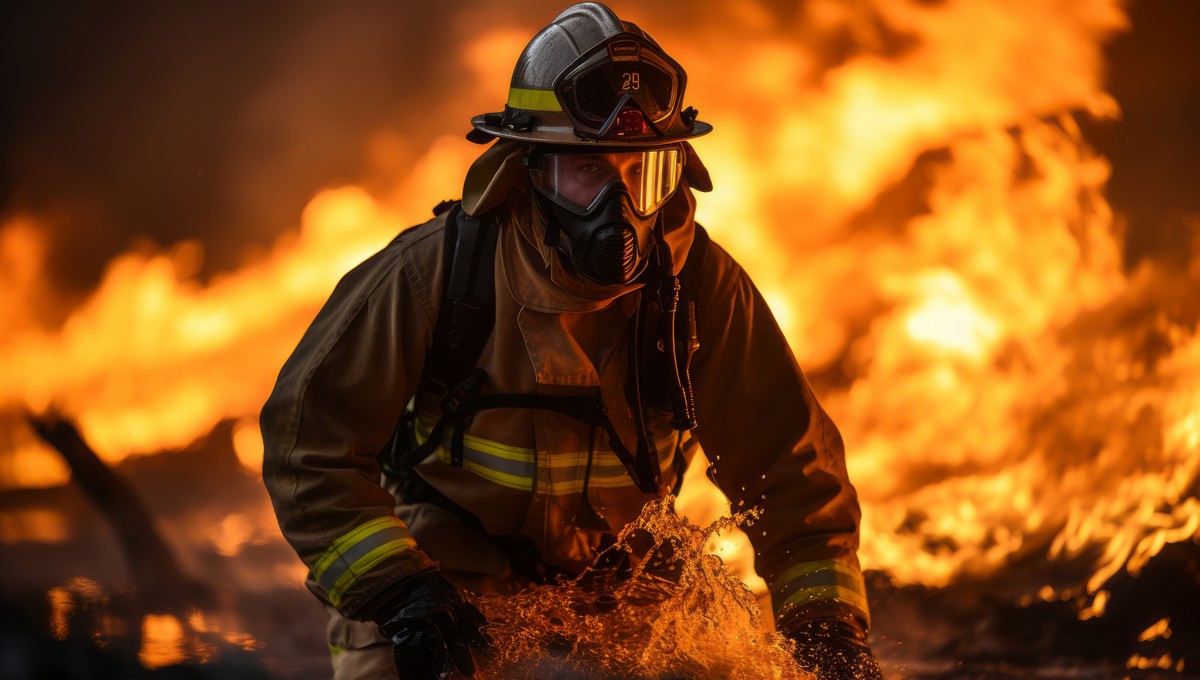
left=473, top=497, right=795, bottom=678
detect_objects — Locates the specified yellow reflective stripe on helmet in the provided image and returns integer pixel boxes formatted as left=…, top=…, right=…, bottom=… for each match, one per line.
left=312, top=517, right=416, bottom=605
left=327, top=537, right=417, bottom=606
left=772, top=559, right=870, bottom=619
left=507, top=87, right=563, bottom=112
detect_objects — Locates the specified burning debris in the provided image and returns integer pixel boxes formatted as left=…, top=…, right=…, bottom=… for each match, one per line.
left=10, top=416, right=276, bottom=677
left=28, top=415, right=214, bottom=614
left=0, top=600, right=271, bottom=680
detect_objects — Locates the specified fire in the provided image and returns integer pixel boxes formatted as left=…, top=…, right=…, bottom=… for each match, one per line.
left=0, top=142, right=479, bottom=489
left=1, top=0, right=1195, bottom=646
left=230, top=416, right=265, bottom=471
left=1138, top=617, right=1172, bottom=643
left=1127, top=653, right=1185, bottom=674
left=139, top=614, right=187, bottom=669
left=0, top=507, right=70, bottom=544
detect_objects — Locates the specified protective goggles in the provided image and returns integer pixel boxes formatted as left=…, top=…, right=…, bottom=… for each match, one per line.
left=554, top=34, right=687, bottom=141
left=529, top=145, right=684, bottom=216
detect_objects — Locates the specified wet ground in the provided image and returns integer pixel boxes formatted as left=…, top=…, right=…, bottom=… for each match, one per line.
left=1, top=429, right=1196, bottom=679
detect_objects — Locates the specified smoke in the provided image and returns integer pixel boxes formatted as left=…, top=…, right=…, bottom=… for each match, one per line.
left=1, top=2, right=523, bottom=296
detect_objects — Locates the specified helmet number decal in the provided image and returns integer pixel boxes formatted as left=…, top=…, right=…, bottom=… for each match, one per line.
left=622, top=72, right=641, bottom=91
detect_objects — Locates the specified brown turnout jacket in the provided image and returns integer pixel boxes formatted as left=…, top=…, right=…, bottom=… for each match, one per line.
left=261, top=182, right=868, bottom=630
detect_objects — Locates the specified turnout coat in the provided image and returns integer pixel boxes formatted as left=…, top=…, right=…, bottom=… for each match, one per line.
left=260, top=168, right=869, bottom=633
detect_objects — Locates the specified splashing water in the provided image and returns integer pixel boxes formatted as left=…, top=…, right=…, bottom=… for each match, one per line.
left=475, top=498, right=808, bottom=680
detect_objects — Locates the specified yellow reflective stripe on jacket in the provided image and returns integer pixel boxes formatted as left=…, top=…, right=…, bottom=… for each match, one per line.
left=780, top=584, right=870, bottom=618
left=312, top=517, right=417, bottom=607
left=416, top=418, right=537, bottom=491
left=773, top=560, right=870, bottom=619
left=507, top=87, right=562, bottom=112
left=542, top=446, right=677, bottom=494
left=415, top=414, right=676, bottom=495
left=327, top=537, right=417, bottom=606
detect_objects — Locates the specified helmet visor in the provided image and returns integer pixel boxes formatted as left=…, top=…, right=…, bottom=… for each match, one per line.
left=529, top=147, right=683, bottom=217
left=555, top=36, right=685, bottom=140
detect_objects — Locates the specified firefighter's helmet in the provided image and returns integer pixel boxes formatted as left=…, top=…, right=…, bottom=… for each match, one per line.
left=468, top=2, right=712, bottom=146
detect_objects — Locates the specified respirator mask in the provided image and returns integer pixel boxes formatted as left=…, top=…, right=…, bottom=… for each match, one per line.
left=529, top=144, right=683, bottom=286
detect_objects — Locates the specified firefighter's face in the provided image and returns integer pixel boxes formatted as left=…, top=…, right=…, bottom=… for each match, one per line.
left=530, top=146, right=683, bottom=286
left=552, top=153, right=642, bottom=207
left=528, top=146, right=684, bottom=219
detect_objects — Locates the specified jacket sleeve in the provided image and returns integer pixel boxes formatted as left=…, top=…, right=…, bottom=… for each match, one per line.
left=689, top=239, right=870, bottom=630
left=260, top=219, right=445, bottom=620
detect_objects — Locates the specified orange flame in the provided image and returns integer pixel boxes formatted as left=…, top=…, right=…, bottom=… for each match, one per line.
left=0, top=141, right=479, bottom=487
left=2, top=0, right=1195, bottom=616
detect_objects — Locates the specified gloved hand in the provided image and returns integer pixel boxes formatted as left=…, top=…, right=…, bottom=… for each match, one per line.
left=784, top=617, right=883, bottom=680
left=373, top=569, right=491, bottom=679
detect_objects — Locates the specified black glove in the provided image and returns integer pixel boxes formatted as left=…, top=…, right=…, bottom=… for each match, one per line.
left=785, top=617, right=883, bottom=680
left=373, top=570, right=491, bottom=679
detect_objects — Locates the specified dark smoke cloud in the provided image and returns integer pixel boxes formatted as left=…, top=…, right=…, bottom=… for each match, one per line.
left=0, top=1, right=560, bottom=295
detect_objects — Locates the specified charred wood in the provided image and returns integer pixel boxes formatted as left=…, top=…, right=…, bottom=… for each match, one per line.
left=27, top=414, right=215, bottom=614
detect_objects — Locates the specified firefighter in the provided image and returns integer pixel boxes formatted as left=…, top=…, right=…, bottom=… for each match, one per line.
left=261, top=3, right=882, bottom=679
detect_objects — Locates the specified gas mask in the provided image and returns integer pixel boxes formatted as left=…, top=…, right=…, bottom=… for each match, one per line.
left=529, top=145, right=683, bottom=286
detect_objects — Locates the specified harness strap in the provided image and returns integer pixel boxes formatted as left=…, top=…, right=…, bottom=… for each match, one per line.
left=413, top=384, right=662, bottom=494
left=423, top=205, right=499, bottom=395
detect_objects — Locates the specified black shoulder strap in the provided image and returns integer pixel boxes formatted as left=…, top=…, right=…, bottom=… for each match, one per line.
left=422, top=203, right=500, bottom=395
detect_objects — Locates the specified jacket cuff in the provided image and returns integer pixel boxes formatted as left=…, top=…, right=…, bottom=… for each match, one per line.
left=769, top=559, right=871, bottom=632
left=306, top=516, right=438, bottom=620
